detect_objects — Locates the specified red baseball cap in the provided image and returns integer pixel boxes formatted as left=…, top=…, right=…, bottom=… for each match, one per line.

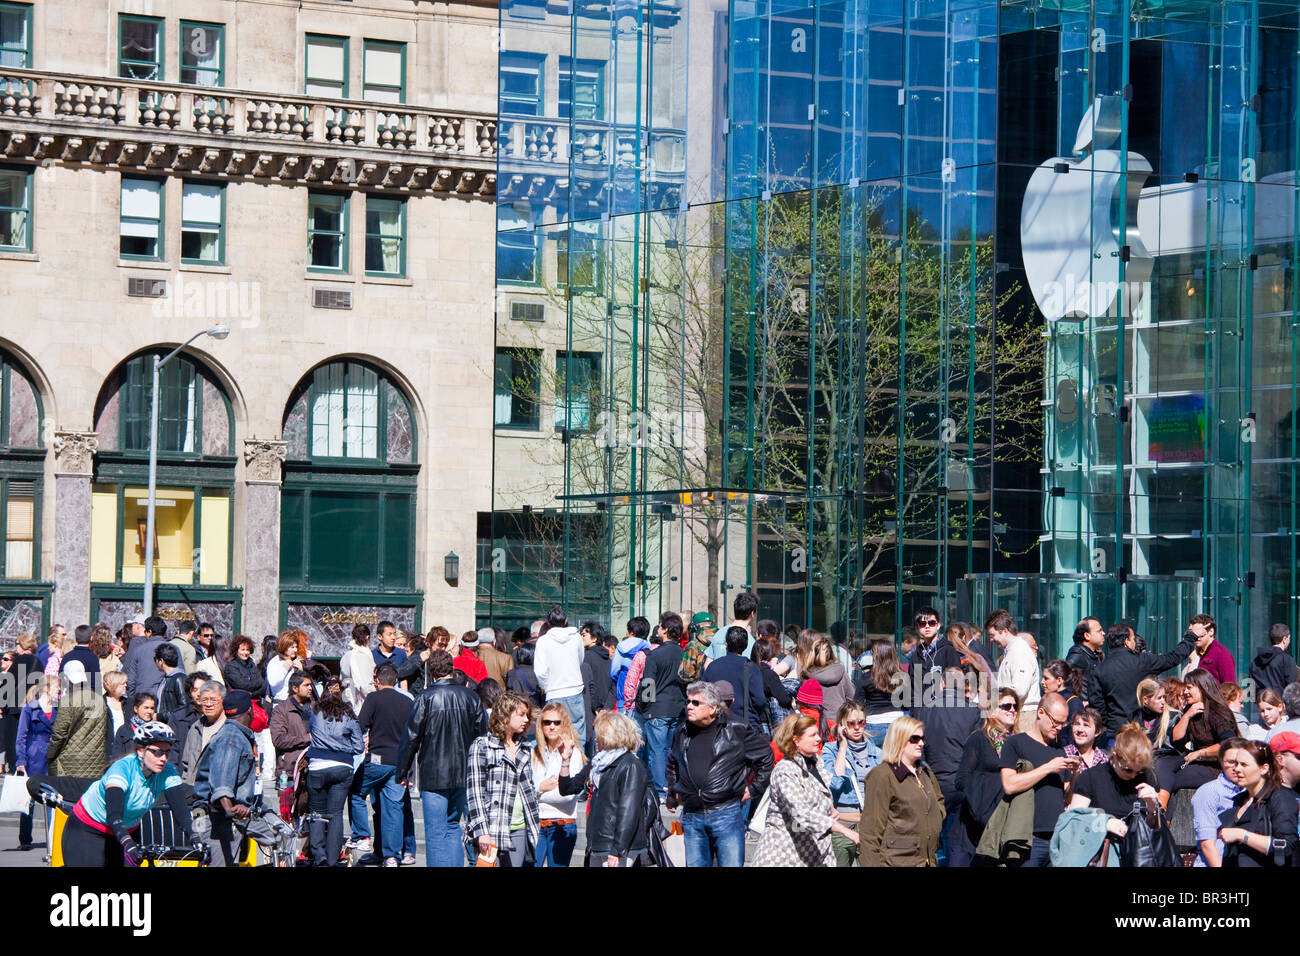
left=1268, top=731, right=1300, bottom=757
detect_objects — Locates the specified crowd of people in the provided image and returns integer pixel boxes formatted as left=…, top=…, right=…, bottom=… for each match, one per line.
left=1, top=600, right=1298, bottom=868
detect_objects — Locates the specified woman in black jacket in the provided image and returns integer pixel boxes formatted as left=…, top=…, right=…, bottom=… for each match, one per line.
left=751, top=638, right=793, bottom=733
left=223, top=635, right=269, bottom=699
left=1218, top=737, right=1298, bottom=867
left=558, top=710, right=653, bottom=867
left=1169, top=668, right=1237, bottom=794
left=955, top=686, right=1021, bottom=867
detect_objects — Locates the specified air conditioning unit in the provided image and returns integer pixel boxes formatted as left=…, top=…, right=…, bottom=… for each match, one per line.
left=126, top=277, right=167, bottom=297
left=313, top=288, right=353, bottom=310
left=510, top=301, right=544, bottom=323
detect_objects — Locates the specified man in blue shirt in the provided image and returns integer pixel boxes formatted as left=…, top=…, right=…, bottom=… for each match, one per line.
left=703, top=626, right=767, bottom=734
left=1191, top=763, right=1243, bottom=867
left=372, top=619, right=408, bottom=670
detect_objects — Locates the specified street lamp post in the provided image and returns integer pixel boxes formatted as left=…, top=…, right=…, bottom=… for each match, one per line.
left=142, top=324, right=231, bottom=617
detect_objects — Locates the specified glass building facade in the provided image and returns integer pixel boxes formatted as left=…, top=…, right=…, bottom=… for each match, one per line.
left=486, top=0, right=1300, bottom=666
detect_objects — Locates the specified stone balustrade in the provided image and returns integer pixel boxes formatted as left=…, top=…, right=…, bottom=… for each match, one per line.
left=0, top=68, right=498, bottom=196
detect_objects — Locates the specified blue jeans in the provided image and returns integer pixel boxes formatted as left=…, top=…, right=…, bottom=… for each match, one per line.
left=401, top=788, right=416, bottom=856
left=532, top=820, right=578, bottom=867
left=643, top=716, right=679, bottom=798
left=421, top=787, right=468, bottom=868
left=348, top=762, right=404, bottom=860
left=1022, top=834, right=1053, bottom=868
left=549, top=693, right=586, bottom=744
left=681, top=800, right=747, bottom=867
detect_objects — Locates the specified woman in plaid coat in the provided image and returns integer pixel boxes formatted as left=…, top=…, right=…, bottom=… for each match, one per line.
left=754, top=713, right=860, bottom=866
left=467, top=692, right=541, bottom=866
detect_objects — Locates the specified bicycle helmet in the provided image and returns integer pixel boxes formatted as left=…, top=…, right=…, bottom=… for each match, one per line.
left=133, top=720, right=177, bottom=746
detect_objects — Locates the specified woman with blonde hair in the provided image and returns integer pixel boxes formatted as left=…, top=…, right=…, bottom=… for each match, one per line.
left=102, top=670, right=128, bottom=754
left=467, top=692, right=540, bottom=867
left=266, top=629, right=307, bottom=703
left=754, top=713, right=857, bottom=866
left=43, top=630, right=75, bottom=676
left=557, top=709, right=654, bottom=867
left=858, top=715, right=945, bottom=866
left=530, top=701, right=586, bottom=867
left=1067, top=723, right=1160, bottom=852
left=954, top=686, right=1021, bottom=866
left=1137, top=677, right=1182, bottom=801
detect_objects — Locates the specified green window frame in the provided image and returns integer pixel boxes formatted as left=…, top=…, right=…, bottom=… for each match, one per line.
left=118, top=14, right=163, bottom=81
left=0, top=3, right=32, bottom=69
left=279, top=486, right=415, bottom=590
left=362, top=40, right=405, bottom=105
left=494, top=348, right=541, bottom=431
left=305, top=33, right=349, bottom=99
left=365, top=197, right=405, bottom=277
left=119, top=354, right=204, bottom=456
left=119, top=176, right=164, bottom=261
left=179, top=20, right=224, bottom=87
left=307, top=190, right=348, bottom=272
left=180, top=181, right=225, bottom=265
left=308, top=362, right=383, bottom=461
left=0, top=165, right=31, bottom=252
left=0, top=478, right=39, bottom=581
left=558, top=57, right=605, bottom=121
left=555, top=351, right=601, bottom=433
left=556, top=220, right=602, bottom=293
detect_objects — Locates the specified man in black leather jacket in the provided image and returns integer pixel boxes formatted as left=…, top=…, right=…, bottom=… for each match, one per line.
left=664, top=680, right=773, bottom=867
left=397, top=649, right=486, bottom=867
left=1086, top=622, right=1200, bottom=740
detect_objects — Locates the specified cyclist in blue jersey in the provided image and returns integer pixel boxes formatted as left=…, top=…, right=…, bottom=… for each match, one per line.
left=63, top=721, right=193, bottom=866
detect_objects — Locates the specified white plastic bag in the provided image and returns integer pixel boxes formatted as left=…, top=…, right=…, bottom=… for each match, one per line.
left=0, top=773, right=31, bottom=814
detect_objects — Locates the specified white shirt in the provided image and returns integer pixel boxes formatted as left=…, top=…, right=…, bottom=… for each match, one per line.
left=532, top=745, right=585, bottom=820
left=997, top=635, right=1041, bottom=708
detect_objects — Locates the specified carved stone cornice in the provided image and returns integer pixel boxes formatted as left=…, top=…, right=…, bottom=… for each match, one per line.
left=52, top=430, right=98, bottom=477
left=244, top=438, right=288, bottom=485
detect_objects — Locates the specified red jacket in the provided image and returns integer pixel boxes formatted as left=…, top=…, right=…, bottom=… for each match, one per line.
left=454, top=648, right=489, bottom=685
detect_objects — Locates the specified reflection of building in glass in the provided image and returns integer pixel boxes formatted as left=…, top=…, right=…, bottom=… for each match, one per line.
left=487, top=0, right=1300, bottom=667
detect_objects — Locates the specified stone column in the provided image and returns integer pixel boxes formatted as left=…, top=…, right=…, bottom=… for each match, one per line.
left=243, top=439, right=287, bottom=638
left=52, top=430, right=98, bottom=629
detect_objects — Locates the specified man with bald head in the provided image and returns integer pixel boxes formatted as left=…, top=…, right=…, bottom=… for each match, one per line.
left=999, top=691, right=1077, bottom=866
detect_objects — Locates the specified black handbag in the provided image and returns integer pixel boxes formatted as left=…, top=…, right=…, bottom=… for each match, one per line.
left=1119, top=798, right=1182, bottom=867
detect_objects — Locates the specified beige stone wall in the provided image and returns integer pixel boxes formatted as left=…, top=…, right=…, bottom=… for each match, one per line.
left=0, top=0, right=499, bottom=635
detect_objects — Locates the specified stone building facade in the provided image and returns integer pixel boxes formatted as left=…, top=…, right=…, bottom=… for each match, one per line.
left=0, top=0, right=499, bottom=655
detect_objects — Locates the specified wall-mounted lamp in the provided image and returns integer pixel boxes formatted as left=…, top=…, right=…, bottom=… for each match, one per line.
left=444, top=551, right=460, bottom=585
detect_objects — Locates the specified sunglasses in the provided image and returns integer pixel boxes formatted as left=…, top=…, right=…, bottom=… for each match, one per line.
left=844, top=720, right=867, bottom=728
left=918, top=619, right=939, bottom=627
left=908, top=734, right=925, bottom=744
left=997, top=702, right=1018, bottom=712
left=686, top=699, right=707, bottom=707
left=541, top=719, right=563, bottom=726
left=144, top=746, right=171, bottom=757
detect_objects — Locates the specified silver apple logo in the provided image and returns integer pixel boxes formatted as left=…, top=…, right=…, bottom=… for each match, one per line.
left=1020, top=95, right=1152, bottom=321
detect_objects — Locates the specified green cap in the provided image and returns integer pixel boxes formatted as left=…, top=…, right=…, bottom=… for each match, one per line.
left=690, top=611, right=715, bottom=628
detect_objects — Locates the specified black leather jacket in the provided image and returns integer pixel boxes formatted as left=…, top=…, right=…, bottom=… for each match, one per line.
left=665, top=713, right=773, bottom=812
left=559, top=750, right=652, bottom=857
left=396, top=678, right=486, bottom=790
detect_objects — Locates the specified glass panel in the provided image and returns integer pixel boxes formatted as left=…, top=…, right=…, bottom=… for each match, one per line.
left=280, top=489, right=304, bottom=584
left=4, top=487, right=33, bottom=579
left=495, top=348, right=539, bottom=429
left=181, top=182, right=222, bottom=263
left=307, top=192, right=346, bottom=270
left=308, top=492, right=380, bottom=586
left=383, top=494, right=414, bottom=587
left=306, top=35, right=347, bottom=98
left=119, top=17, right=161, bottom=80
left=198, top=491, right=230, bottom=585
left=180, top=22, right=223, bottom=87
left=120, top=486, right=196, bottom=585
left=120, top=178, right=162, bottom=257
left=0, top=4, right=31, bottom=68
left=0, top=167, right=29, bottom=250
left=363, top=41, right=403, bottom=104
left=365, top=198, right=403, bottom=275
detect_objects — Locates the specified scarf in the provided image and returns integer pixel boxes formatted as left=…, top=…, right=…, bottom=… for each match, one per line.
left=841, top=735, right=876, bottom=786
left=990, top=729, right=1009, bottom=756
left=590, top=747, right=627, bottom=789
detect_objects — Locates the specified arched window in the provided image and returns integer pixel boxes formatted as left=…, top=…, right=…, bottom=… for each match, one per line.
left=283, top=360, right=415, bottom=464
left=90, top=351, right=235, bottom=589
left=280, top=361, right=418, bottom=594
left=95, top=352, right=232, bottom=457
left=0, top=349, right=44, bottom=582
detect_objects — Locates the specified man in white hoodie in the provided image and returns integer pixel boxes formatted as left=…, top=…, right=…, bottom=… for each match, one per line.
left=534, top=606, right=587, bottom=741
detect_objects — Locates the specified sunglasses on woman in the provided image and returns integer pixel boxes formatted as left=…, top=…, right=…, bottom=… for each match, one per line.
left=541, top=719, right=563, bottom=726
left=908, top=734, right=925, bottom=744
left=997, top=702, right=1018, bottom=712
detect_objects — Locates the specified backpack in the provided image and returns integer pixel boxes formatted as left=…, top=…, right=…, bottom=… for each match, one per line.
left=677, top=638, right=711, bottom=685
